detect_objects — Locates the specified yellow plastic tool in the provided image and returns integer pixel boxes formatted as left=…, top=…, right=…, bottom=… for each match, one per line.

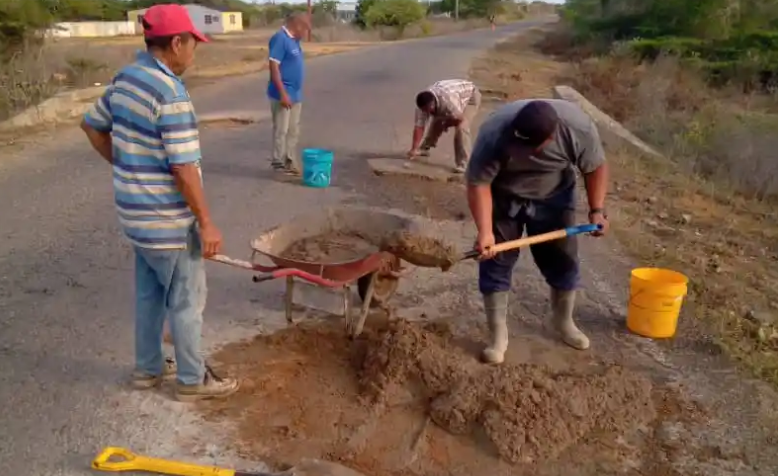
left=91, top=447, right=366, bottom=476
left=91, top=447, right=269, bottom=476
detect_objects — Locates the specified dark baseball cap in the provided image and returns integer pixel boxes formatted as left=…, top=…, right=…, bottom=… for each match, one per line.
left=505, top=100, right=559, bottom=152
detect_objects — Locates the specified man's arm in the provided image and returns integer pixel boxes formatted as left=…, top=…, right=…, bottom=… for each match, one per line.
left=158, top=98, right=213, bottom=229
left=268, top=34, right=289, bottom=104
left=465, top=127, right=501, bottom=248
left=583, top=163, right=608, bottom=211
left=467, top=184, right=493, bottom=235
left=575, top=120, right=610, bottom=235
left=81, top=122, right=113, bottom=164
left=575, top=120, right=609, bottom=211
left=81, top=88, right=114, bottom=164
left=409, top=108, right=428, bottom=153
left=170, top=163, right=212, bottom=227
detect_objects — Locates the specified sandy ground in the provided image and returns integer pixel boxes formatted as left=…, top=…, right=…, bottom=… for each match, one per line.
left=1, top=18, right=778, bottom=476
left=198, top=319, right=676, bottom=476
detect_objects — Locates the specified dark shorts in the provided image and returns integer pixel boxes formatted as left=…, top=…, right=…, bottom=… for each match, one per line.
left=478, top=191, right=580, bottom=294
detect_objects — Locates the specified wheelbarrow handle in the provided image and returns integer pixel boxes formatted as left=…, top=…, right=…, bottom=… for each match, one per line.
left=209, top=254, right=266, bottom=271
left=208, top=255, right=344, bottom=287
left=462, top=223, right=602, bottom=260
left=208, top=254, right=282, bottom=282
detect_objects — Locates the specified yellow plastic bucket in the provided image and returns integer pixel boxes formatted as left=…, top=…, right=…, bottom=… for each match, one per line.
left=626, top=268, right=689, bottom=338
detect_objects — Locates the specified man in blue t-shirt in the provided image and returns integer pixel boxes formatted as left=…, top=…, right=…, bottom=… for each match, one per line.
left=267, top=12, right=309, bottom=175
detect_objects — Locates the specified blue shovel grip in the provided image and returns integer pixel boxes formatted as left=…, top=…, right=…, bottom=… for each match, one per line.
left=564, top=224, right=602, bottom=236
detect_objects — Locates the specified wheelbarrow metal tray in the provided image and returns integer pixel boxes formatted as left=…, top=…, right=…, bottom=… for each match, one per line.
left=250, top=207, right=412, bottom=283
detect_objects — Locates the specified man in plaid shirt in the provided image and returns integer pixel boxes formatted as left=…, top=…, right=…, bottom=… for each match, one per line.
left=408, top=79, right=482, bottom=173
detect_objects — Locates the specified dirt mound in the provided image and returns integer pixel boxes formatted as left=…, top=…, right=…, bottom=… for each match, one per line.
left=356, top=320, right=656, bottom=464
left=199, top=320, right=674, bottom=475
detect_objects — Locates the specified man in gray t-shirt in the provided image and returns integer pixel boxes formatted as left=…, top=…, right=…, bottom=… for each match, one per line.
left=466, top=99, right=610, bottom=364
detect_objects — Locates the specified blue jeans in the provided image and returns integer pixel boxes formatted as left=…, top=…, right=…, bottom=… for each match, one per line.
left=134, top=229, right=205, bottom=385
left=479, top=186, right=580, bottom=294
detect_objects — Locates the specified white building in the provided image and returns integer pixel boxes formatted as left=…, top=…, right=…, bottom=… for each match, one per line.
left=128, top=4, right=244, bottom=35
left=336, top=2, right=357, bottom=23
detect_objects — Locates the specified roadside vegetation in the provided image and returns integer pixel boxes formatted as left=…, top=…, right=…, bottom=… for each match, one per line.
left=473, top=1, right=778, bottom=386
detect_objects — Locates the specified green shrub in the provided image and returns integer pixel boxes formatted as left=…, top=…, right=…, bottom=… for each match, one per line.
left=364, top=0, right=425, bottom=37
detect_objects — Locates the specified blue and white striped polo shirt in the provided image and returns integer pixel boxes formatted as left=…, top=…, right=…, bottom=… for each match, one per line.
left=84, top=51, right=202, bottom=249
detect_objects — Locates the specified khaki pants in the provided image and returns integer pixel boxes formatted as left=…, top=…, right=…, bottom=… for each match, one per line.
left=270, top=100, right=302, bottom=169
left=421, top=89, right=482, bottom=167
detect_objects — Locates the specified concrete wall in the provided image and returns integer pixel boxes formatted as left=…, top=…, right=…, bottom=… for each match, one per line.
left=46, top=21, right=138, bottom=38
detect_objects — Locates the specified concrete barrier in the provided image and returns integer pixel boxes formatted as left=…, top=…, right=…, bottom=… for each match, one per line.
left=0, top=87, right=105, bottom=132
left=553, top=85, right=663, bottom=158
left=46, top=21, right=138, bottom=38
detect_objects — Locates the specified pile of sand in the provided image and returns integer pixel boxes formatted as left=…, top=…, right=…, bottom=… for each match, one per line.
left=200, top=320, right=661, bottom=474
left=356, top=321, right=657, bottom=464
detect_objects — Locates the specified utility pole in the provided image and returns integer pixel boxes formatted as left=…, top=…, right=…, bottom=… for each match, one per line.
left=454, top=0, right=459, bottom=21
left=307, top=0, right=313, bottom=42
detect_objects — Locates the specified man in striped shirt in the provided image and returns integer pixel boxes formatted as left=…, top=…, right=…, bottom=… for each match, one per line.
left=80, top=4, right=238, bottom=402
left=408, top=79, right=482, bottom=173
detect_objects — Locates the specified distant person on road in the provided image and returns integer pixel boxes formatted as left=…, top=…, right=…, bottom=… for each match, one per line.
left=466, top=99, right=610, bottom=364
left=267, top=12, right=311, bottom=176
left=408, top=79, right=482, bottom=174
left=79, top=4, right=239, bottom=402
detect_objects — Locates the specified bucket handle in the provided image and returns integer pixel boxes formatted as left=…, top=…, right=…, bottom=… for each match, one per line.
left=630, top=289, right=686, bottom=303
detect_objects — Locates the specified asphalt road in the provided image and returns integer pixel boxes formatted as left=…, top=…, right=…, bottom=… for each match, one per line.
left=0, top=21, right=549, bottom=476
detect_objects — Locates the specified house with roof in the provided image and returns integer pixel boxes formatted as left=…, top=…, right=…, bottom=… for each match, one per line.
left=127, top=4, right=243, bottom=35
left=336, top=2, right=357, bottom=23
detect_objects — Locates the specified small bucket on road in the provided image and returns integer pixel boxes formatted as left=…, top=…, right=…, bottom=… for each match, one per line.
left=626, top=267, right=689, bottom=338
left=302, top=148, right=333, bottom=188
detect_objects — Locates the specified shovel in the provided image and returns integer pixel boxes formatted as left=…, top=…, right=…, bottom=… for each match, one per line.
left=387, top=223, right=602, bottom=270
left=92, top=447, right=366, bottom=476
left=459, top=223, right=602, bottom=261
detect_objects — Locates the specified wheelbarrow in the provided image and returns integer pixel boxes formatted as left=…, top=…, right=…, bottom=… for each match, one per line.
left=210, top=207, right=414, bottom=338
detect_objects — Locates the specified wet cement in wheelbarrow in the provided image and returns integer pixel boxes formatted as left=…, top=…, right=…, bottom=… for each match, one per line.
left=196, top=320, right=694, bottom=476
left=280, top=231, right=378, bottom=263
left=278, top=226, right=462, bottom=270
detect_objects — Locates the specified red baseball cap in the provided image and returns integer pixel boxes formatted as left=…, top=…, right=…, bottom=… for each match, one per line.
left=142, top=4, right=209, bottom=43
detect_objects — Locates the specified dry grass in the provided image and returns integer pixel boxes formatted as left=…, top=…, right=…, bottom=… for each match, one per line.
left=471, top=27, right=566, bottom=101
left=470, top=28, right=778, bottom=387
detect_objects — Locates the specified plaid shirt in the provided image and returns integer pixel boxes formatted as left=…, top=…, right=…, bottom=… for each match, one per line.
left=414, top=79, right=478, bottom=128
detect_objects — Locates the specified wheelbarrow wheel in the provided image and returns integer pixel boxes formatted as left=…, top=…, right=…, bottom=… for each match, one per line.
left=357, top=255, right=401, bottom=307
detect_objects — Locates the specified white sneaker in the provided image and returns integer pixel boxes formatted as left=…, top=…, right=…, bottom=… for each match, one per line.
left=175, top=365, right=240, bottom=402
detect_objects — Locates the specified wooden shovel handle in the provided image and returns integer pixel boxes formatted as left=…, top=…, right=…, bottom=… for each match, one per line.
left=463, top=224, right=601, bottom=260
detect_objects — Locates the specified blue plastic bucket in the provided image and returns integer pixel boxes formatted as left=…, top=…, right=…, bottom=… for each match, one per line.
left=301, top=148, right=333, bottom=188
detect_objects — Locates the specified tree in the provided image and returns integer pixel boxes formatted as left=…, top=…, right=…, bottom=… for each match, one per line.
left=0, top=0, right=52, bottom=56
left=364, top=0, right=426, bottom=35
left=316, top=1, right=338, bottom=16
left=355, top=0, right=378, bottom=28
